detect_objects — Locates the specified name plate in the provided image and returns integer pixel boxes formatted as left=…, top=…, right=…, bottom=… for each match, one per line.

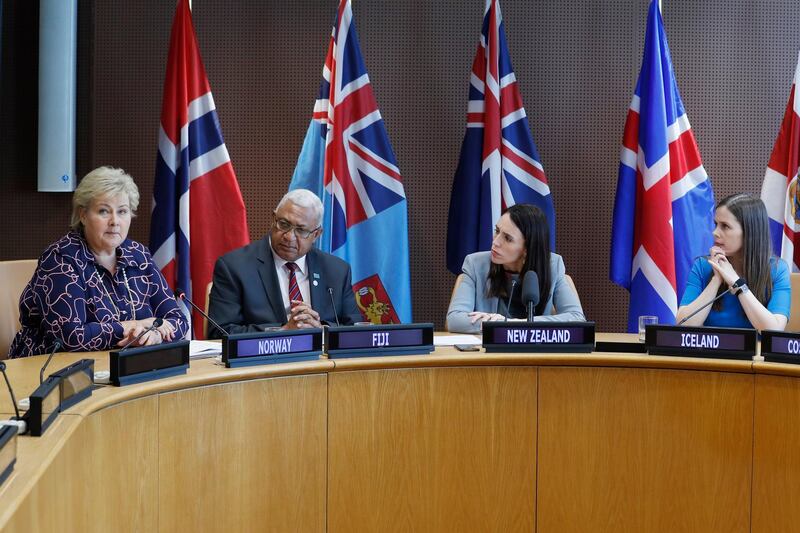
left=760, top=330, right=800, bottom=365
left=326, top=323, right=434, bottom=358
left=644, top=325, right=756, bottom=360
left=49, top=358, right=94, bottom=411
left=222, top=329, right=323, bottom=368
left=110, top=340, right=190, bottom=386
left=26, top=375, right=61, bottom=436
left=0, top=425, right=16, bottom=486
left=482, top=321, right=595, bottom=353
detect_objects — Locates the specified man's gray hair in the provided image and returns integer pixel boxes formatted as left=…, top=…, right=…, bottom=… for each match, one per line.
left=276, top=189, right=324, bottom=227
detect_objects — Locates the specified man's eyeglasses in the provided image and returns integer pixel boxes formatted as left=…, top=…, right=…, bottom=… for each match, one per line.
left=274, top=218, right=320, bottom=239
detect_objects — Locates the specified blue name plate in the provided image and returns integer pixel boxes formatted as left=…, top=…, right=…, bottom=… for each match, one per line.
left=482, top=321, right=595, bottom=353
left=326, top=323, right=434, bottom=358
left=222, top=329, right=323, bottom=368
left=645, top=325, right=756, bottom=360
left=760, top=330, right=800, bottom=365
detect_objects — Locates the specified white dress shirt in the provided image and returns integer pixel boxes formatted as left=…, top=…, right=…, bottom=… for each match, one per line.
left=270, top=239, right=311, bottom=316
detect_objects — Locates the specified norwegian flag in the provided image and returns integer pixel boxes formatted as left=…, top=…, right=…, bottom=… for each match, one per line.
left=150, top=0, right=249, bottom=338
left=761, top=52, right=800, bottom=271
left=446, top=0, right=555, bottom=274
left=289, top=0, right=411, bottom=324
left=610, top=0, right=715, bottom=332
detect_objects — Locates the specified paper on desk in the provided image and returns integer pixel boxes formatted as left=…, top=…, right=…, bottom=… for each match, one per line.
left=434, top=334, right=481, bottom=346
left=190, top=340, right=222, bottom=359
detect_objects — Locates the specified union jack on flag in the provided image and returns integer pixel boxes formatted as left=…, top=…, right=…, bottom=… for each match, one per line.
left=446, top=0, right=555, bottom=275
left=289, top=0, right=411, bottom=324
left=150, top=0, right=250, bottom=338
left=761, top=51, right=800, bottom=271
left=610, top=0, right=715, bottom=332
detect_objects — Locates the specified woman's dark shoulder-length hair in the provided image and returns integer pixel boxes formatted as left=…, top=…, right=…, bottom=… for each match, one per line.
left=714, top=193, right=773, bottom=308
left=487, top=204, right=551, bottom=316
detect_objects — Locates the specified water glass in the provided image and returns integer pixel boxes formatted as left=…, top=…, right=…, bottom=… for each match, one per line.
left=638, top=315, right=658, bottom=342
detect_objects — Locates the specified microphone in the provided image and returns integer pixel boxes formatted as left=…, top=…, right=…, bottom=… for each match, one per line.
left=175, top=288, right=228, bottom=337
left=39, top=340, right=63, bottom=384
left=119, top=318, right=164, bottom=351
left=677, top=289, right=730, bottom=325
left=327, top=287, right=341, bottom=327
left=504, top=278, right=518, bottom=321
left=521, top=271, right=540, bottom=322
left=0, top=362, right=21, bottom=421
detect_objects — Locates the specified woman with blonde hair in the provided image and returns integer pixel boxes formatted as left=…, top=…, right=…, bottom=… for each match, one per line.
left=10, top=167, right=188, bottom=357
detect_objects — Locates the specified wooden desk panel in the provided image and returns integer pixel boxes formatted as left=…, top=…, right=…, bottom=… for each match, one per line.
left=157, top=374, right=327, bottom=532
left=1, top=396, right=157, bottom=532
left=752, top=373, right=800, bottom=533
left=537, top=367, right=753, bottom=533
left=328, top=366, right=537, bottom=533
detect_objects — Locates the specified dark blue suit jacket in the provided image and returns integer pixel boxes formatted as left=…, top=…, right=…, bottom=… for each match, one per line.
left=208, top=238, right=362, bottom=338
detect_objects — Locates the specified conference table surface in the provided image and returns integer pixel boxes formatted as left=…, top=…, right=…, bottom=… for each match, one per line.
left=1, top=332, right=799, bottom=532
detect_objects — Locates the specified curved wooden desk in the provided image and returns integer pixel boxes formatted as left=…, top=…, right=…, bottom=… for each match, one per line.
left=0, top=335, right=797, bottom=532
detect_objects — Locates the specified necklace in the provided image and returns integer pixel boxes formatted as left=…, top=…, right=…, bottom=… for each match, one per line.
left=95, top=265, right=136, bottom=321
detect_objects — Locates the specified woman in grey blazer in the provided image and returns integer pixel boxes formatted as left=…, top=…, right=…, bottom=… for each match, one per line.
left=447, top=204, right=585, bottom=334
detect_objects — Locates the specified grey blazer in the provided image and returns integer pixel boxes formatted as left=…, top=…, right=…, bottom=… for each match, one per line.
left=446, top=251, right=585, bottom=334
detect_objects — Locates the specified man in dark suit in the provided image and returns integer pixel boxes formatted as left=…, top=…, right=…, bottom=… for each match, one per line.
left=207, top=189, right=362, bottom=337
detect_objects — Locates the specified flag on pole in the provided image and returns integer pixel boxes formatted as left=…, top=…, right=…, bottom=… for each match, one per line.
left=446, top=0, right=555, bottom=275
left=150, top=0, right=250, bottom=338
left=289, top=0, right=411, bottom=324
left=610, top=0, right=715, bottom=332
left=761, top=51, right=800, bottom=271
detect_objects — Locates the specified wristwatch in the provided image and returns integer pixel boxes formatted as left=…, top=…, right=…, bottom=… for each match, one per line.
left=731, top=277, right=749, bottom=296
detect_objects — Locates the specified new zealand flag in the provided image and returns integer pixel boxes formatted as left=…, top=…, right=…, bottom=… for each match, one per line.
left=446, top=0, right=555, bottom=274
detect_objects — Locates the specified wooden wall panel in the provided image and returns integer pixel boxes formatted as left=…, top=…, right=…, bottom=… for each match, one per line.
left=752, top=374, right=800, bottom=533
left=157, top=375, right=327, bottom=532
left=328, top=367, right=537, bottom=532
left=537, top=367, right=753, bottom=533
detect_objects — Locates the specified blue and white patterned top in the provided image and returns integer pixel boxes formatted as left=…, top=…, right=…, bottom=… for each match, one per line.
left=9, top=232, right=188, bottom=358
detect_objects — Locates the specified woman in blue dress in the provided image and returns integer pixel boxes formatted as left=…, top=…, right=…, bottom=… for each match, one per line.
left=676, top=194, right=790, bottom=331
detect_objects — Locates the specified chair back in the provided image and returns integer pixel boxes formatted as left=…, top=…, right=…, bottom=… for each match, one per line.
left=0, top=260, right=37, bottom=359
left=788, top=273, right=800, bottom=332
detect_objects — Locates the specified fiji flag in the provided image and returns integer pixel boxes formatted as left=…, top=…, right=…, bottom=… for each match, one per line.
left=610, top=0, right=715, bottom=332
left=761, top=52, right=800, bottom=271
left=289, top=0, right=411, bottom=324
left=150, top=0, right=250, bottom=338
left=446, top=0, right=555, bottom=275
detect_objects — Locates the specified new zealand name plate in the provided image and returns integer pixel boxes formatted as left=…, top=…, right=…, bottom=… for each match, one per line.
left=644, top=325, right=756, bottom=360
left=760, top=330, right=800, bottom=365
left=482, top=321, right=595, bottom=353
left=326, top=323, right=434, bottom=358
left=222, top=329, right=323, bottom=368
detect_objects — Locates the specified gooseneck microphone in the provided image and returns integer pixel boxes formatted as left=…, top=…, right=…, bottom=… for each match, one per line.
left=504, top=279, right=518, bottom=321
left=0, top=362, right=21, bottom=421
left=175, top=288, right=228, bottom=337
left=677, top=289, right=730, bottom=325
left=119, top=318, right=164, bottom=351
left=327, top=287, right=341, bottom=327
left=521, top=271, right=540, bottom=322
left=39, top=340, right=63, bottom=384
